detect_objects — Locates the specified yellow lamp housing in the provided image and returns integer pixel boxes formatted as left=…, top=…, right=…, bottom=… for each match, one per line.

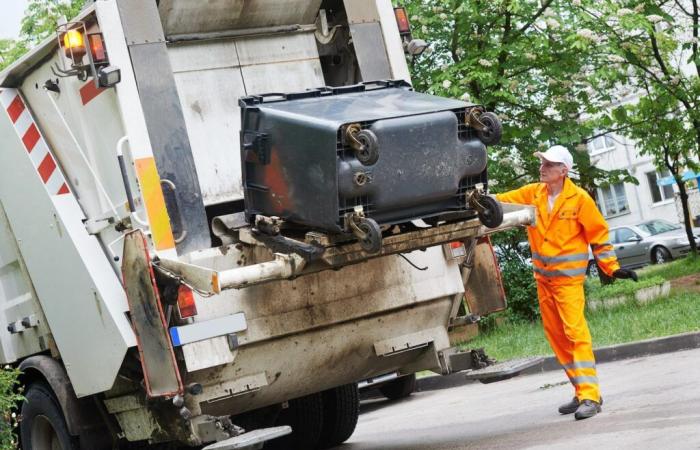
left=63, top=29, right=87, bottom=62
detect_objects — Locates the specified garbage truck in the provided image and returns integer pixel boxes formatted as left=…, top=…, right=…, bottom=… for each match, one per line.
left=0, top=1, right=538, bottom=449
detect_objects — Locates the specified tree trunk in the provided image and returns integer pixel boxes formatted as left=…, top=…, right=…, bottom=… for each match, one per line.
left=676, top=177, right=698, bottom=255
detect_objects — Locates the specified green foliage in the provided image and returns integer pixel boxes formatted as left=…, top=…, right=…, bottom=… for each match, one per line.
left=0, top=40, right=29, bottom=71
left=0, top=367, right=22, bottom=449
left=399, top=0, right=635, bottom=196
left=0, top=0, right=86, bottom=71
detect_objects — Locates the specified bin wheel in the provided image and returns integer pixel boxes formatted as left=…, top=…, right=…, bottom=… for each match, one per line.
left=356, top=217, right=382, bottom=254
left=476, top=112, right=502, bottom=146
left=354, top=129, right=380, bottom=166
left=477, top=195, right=504, bottom=228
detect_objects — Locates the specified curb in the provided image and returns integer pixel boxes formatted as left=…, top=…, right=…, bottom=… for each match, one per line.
left=416, top=331, right=700, bottom=392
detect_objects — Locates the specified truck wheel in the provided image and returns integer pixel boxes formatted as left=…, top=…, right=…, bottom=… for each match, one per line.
left=20, top=382, right=78, bottom=450
left=476, top=112, right=502, bottom=146
left=268, top=392, right=324, bottom=450
left=379, top=373, right=417, bottom=400
left=317, top=384, right=360, bottom=449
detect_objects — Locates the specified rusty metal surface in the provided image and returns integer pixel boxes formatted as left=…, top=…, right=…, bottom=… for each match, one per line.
left=122, top=230, right=183, bottom=398
left=464, top=236, right=507, bottom=316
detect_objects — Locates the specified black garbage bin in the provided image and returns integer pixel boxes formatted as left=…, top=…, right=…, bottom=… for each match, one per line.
left=239, top=80, right=501, bottom=252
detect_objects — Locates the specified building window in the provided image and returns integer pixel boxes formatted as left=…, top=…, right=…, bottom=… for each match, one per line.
left=646, top=170, right=674, bottom=203
left=596, top=183, right=629, bottom=217
left=588, top=134, right=617, bottom=154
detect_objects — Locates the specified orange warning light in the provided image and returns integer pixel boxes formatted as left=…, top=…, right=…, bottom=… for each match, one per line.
left=63, top=29, right=86, bottom=60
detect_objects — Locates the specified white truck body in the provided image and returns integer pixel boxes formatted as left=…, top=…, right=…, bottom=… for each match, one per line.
left=0, top=1, right=534, bottom=448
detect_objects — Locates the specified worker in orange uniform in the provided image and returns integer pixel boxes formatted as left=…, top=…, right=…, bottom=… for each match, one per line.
left=495, top=145, right=637, bottom=420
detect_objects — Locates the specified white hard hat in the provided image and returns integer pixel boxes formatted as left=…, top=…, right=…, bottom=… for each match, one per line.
left=534, top=145, right=573, bottom=170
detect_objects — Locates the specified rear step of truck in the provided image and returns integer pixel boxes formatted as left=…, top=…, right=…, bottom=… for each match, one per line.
left=463, top=357, right=544, bottom=384
left=202, top=426, right=291, bottom=450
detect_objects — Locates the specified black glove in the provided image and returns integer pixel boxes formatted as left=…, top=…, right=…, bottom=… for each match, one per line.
left=613, top=268, right=638, bottom=282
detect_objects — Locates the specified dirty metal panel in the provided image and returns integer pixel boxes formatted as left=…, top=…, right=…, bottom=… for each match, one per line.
left=464, top=236, right=507, bottom=316
left=193, top=298, right=453, bottom=416
left=463, top=356, right=544, bottom=383
left=241, top=60, right=325, bottom=95
left=344, top=0, right=380, bottom=24
left=168, top=32, right=324, bottom=205
left=182, top=336, right=236, bottom=372
left=0, top=106, right=135, bottom=396
left=237, top=32, right=325, bottom=95
left=122, top=230, right=183, bottom=398
left=172, top=66, right=247, bottom=205
left=187, top=246, right=463, bottom=347
left=374, top=326, right=444, bottom=356
left=348, top=22, right=392, bottom=81
left=159, top=0, right=322, bottom=37
left=204, top=372, right=268, bottom=403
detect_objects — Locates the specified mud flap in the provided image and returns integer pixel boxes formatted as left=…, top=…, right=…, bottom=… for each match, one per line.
left=463, top=357, right=544, bottom=384
left=463, top=236, right=506, bottom=316
left=122, top=230, right=183, bottom=398
left=202, top=426, right=292, bottom=450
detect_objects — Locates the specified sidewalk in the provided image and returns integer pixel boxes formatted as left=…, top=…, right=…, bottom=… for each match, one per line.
left=417, top=331, right=700, bottom=391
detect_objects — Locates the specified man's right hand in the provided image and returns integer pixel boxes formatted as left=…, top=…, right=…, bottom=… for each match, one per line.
left=613, top=268, right=638, bottom=282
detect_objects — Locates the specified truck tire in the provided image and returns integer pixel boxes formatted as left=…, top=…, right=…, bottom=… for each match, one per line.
left=20, top=382, right=78, bottom=450
left=317, top=384, right=360, bottom=449
left=267, top=392, right=324, bottom=450
left=379, top=373, right=417, bottom=400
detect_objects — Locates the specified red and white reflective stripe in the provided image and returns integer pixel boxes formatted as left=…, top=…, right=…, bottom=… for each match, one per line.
left=0, top=89, right=70, bottom=196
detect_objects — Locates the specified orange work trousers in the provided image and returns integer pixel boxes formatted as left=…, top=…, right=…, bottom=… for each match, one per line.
left=536, top=281, right=600, bottom=402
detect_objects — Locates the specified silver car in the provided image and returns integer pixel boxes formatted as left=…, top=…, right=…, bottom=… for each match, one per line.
left=587, top=219, right=700, bottom=276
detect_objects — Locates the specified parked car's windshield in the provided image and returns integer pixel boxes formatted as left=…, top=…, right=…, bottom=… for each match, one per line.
left=637, top=219, right=681, bottom=236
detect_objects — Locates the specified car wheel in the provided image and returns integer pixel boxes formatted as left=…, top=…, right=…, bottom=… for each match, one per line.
left=586, top=260, right=599, bottom=278
left=652, top=246, right=672, bottom=264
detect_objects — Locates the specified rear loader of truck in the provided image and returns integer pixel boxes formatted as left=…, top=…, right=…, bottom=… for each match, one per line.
left=0, top=1, right=537, bottom=449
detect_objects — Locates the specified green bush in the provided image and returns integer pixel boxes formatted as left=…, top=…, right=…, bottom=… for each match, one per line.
left=0, top=367, right=22, bottom=449
left=491, top=229, right=539, bottom=322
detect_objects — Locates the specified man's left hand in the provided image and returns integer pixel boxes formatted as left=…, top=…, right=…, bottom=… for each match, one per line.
left=613, top=268, right=638, bottom=282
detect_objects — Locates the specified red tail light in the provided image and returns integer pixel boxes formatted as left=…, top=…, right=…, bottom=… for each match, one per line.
left=88, top=33, right=107, bottom=63
left=177, top=285, right=198, bottom=319
left=444, top=241, right=467, bottom=259
left=394, top=7, right=411, bottom=34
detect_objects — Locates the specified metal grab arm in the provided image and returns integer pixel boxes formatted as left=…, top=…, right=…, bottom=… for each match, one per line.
left=156, top=253, right=306, bottom=295
left=478, top=205, right=535, bottom=236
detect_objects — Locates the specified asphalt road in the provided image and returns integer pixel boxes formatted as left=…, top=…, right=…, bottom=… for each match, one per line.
left=338, top=348, right=700, bottom=450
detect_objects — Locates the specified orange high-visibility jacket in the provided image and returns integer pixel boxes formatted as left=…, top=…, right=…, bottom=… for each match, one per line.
left=496, top=177, right=620, bottom=285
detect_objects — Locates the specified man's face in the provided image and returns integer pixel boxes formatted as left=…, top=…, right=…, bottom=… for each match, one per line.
left=539, top=158, right=568, bottom=183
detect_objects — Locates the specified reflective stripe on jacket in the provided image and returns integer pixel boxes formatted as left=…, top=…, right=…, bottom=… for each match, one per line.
left=496, top=178, right=620, bottom=284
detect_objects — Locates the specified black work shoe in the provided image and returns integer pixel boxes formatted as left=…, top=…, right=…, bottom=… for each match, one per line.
left=558, top=397, right=579, bottom=415
left=574, top=399, right=602, bottom=420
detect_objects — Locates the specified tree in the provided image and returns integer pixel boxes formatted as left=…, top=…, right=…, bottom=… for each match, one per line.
left=400, top=0, right=637, bottom=197
left=0, top=0, right=85, bottom=71
left=579, top=0, right=700, bottom=253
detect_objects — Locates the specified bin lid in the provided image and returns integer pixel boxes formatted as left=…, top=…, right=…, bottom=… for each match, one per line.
left=241, top=83, right=470, bottom=127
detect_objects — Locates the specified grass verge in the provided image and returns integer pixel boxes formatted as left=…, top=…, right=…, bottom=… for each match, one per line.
left=462, top=290, right=700, bottom=361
